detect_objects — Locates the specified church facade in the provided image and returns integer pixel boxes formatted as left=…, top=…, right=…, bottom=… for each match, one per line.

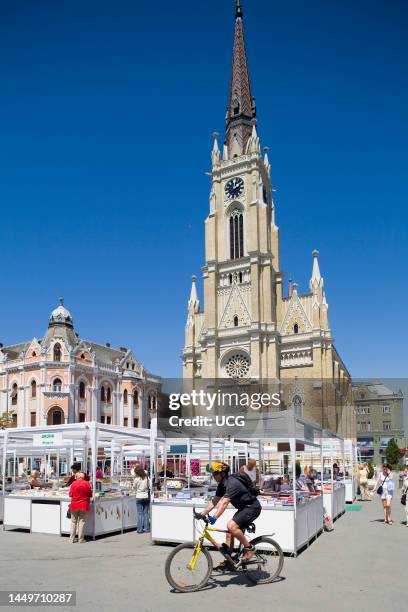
left=183, top=2, right=355, bottom=438
left=0, top=300, right=160, bottom=428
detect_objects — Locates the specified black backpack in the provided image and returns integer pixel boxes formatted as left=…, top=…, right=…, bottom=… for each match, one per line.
left=231, top=471, right=260, bottom=497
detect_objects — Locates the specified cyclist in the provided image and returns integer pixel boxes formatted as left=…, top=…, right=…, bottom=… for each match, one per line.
left=199, top=461, right=261, bottom=564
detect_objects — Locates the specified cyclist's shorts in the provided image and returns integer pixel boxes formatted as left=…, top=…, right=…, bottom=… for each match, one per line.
left=231, top=500, right=261, bottom=531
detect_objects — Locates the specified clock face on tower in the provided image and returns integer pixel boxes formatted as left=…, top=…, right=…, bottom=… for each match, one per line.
left=225, top=177, right=244, bottom=199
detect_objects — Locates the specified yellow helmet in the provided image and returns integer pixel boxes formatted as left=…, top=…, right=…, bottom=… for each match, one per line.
left=211, top=461, right=230, bottom=474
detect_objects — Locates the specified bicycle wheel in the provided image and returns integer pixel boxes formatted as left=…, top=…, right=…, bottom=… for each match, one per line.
left=165, top=542, right=213, bottom=593
left=243, top=536, right=284, bottom=584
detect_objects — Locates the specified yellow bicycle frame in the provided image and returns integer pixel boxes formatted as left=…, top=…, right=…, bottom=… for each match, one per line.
left=187, top=524, right=228, bottom=571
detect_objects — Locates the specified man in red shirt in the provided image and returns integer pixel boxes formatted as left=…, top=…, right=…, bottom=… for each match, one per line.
left=69, top=472, right=92, bottom=543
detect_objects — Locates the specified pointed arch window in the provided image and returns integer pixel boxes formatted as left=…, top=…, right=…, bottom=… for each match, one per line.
left=101, top=386, right=106, bottom=402
left=106, top=387, right=111, bottom=403
left=234, top=315, right=239, bottom=327
left=229, top=209, right=244, bottom=259
left=294, top=323, right=299, bottom=334
left=31, top=380, right=37, bottom=399
left=11, top=383, right=18, bottom=406
left=53, top=378, right=62, bottom=392
left=79, top=381, right=86, bottom=399
left=133, top=389, right=139, bottom=406
left=124, top=389, right=128, bottom=405
left=53, top=343, right=62, bottom=362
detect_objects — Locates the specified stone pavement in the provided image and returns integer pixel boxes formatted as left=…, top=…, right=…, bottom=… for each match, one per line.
left=0, top=495, right=407, bottom=612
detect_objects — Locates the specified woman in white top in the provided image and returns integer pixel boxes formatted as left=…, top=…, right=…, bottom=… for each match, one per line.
left=134, top=467, right=150, bottom=533
left=372, top=464, right=395, bottom=525
left=402, top=468, right=408, bottom=527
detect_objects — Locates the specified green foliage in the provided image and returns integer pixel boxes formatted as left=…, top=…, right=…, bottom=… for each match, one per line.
left=385, top=438, right=403, bottom=467
left=295, top=461, right=302, bottom=479
left=0, top=412, right=14, bottom=429
left=367, top=462, right=374, bottom=479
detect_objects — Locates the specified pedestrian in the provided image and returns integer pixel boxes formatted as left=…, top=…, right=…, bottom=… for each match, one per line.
left=134, top=466, right=150, bottom=533
left=372, top=464, right=395, bottom=525
left=358, top=463, right=371, bottom=501
left=68, top=471, right=92, bottom=543
left=66, top=462, right=90, bottom=486
left=402, top=467, right=408, bottom=527
left=239, top=458, right=258, bottom=483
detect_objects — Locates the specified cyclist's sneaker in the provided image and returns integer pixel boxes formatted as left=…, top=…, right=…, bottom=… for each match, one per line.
left=241, top=544, right=255, bottom=562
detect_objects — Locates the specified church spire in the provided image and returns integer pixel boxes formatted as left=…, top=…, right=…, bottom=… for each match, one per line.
left=225, top=0, right=256, bottom=157
left=310, top=249, right=324, bottom=290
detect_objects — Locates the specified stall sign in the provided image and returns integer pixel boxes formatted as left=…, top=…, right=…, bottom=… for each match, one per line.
left=169, top=445, right=192, bottom=454
left=32, top=432, right=65, bottom=447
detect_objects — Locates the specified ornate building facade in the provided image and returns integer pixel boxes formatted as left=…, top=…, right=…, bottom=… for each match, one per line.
left=0, top=300, right=160, bottom=428
left=183, top=2, right=355, bottom=438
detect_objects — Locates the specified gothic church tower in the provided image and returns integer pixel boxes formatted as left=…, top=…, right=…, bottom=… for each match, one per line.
left=182, top=2, right=354, bottom=439
left=183, top=1, right=282, bottom=381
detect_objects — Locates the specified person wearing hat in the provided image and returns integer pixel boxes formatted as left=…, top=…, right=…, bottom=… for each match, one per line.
left=198, top=461, right=261, bottom=567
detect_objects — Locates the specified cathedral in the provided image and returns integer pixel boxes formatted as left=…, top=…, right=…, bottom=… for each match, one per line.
left=183, top=1, right=355, bottom=438
left=0, top=300, right=160, bottom=428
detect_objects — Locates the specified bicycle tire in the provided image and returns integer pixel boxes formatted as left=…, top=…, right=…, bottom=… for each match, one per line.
left=243, top=536, right=284, bottom=584
left=165, top=542, right=213, bottom=593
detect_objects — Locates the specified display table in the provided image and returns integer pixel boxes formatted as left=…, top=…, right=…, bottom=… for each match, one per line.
left=322, top=483, right=345, bottom=521
left=152, top=494, right=323, bottom=555
left=345, top=478, right=356, bottom=503
left=3, top=494, right=138, bottom=537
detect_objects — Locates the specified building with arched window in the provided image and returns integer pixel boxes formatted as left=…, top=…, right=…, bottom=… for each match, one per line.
left=182, top=4, right=355, bottom=439
left=0, top=299, right=160, bottom=429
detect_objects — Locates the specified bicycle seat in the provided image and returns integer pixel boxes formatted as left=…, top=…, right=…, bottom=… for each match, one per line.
left=246, top=523, right=256, bottom=534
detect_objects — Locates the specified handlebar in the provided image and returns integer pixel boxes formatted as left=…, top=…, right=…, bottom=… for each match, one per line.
left=193, top=507, right=208, bottom=524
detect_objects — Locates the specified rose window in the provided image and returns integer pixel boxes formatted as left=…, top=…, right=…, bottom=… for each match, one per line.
left=225, top=354, right=250, bottom=379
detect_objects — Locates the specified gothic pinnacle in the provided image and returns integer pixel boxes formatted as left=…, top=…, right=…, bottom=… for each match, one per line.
left=236, top=0, right=243, bottom=19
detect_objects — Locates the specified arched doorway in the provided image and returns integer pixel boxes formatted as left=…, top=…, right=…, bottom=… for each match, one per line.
left=47, top=407, right=64, bottom=426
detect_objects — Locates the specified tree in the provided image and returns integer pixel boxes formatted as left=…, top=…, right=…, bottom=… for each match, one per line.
left=295, top=461, right=302, bottom=479
left=367, top=461, right=374, bottom=479
left=0, top=411, right=14, bottom=429
left=385, top=438, right=403, bottom=467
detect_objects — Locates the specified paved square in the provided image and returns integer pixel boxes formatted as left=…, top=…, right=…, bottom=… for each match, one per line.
left=0, top=498, right=406, bottom=612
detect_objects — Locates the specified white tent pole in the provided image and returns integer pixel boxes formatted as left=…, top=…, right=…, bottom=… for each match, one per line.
left=2, top=431, right=8, bottom=525
left=208, top=433, right=212, bottom=485
left=290, top=437, right=297, bottom=556
left=187, top=438, right=191, bottom=489
left=330, top=439, right=334, bottom=519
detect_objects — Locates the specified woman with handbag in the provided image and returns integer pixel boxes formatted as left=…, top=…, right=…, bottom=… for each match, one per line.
left=134, top=466, right=150, bottom=533
left=402, top=468, right=408, bottom=527
left=372, top=464, right=395, bottom=525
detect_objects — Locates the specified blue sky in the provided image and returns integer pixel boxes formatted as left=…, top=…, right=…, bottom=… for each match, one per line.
left=0, top=0, right=407, bottom=386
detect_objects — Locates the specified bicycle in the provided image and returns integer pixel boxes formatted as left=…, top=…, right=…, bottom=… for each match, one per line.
left=165, top=508, right=284, bottom=592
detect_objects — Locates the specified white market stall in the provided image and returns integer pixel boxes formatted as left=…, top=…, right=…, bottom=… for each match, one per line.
left=152, top=411, right=325, bottom=556
left=1, top=422, right=152, bottom=538
left=303, top=432, right=346, bottom=522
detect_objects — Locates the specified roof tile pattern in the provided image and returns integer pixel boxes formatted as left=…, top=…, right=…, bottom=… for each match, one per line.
left=225, top=13, right=256, bottom=155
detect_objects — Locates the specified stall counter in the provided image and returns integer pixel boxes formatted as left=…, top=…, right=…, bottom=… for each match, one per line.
left=322, top=482, right=346, bottom=521
left=152, top=494, right=323, bottom=555
left=3, top=494, right=138, bottom=537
